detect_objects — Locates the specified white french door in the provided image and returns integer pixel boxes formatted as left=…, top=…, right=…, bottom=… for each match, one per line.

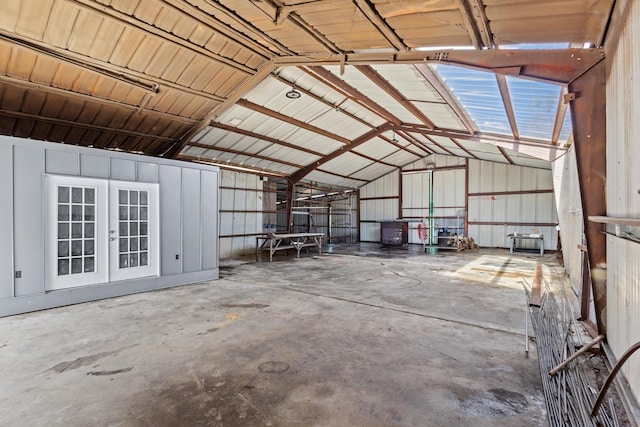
left=108, top=181, right=159, bottom=281
left=46, top=176, right=159, bottom=290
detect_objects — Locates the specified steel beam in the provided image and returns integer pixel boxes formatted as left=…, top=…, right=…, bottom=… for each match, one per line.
left=569, top=59, right=607, bottom=334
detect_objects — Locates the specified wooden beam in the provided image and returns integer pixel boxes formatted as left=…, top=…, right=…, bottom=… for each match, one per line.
left=237, top=99, right=351, bottom=145
left=551, top=86, right=569, bottom=145
left=352, top=0, right=407, bottom=51
left=290, top=123, right=393, bottom=183
left=306, top=66, right=402, bottom=125
left=210, top=122, right=324, bottom=157
left=495, top=74, right=520, bottom=139
left=185, top=141, right=305, bottom=169
left=355, top=65, right=436, bottom=129
left=274, top=49, right=606, bottom=84
left=414, top=64, right=476, bottom=134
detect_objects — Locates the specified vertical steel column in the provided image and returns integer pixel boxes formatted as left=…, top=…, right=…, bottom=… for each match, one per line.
left=569, top=59, right=607, bottom=335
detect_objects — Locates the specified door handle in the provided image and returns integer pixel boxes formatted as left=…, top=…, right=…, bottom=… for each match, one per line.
left=110, top=237, right=116, bottom=241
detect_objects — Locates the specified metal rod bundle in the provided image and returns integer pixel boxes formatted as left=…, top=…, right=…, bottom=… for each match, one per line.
left=524, top=284, right=620, bottom=426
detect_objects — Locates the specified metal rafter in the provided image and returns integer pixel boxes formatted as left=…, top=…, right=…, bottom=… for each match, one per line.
left=551, top=86, right=569, bottom=145
left=355, top=65, right=436, bottom=129
left=450, top=138, right=479, bottom=159
left=467, top=0, right=494, bottom=48
left=496, top=146, right=516, bottom=164
left=253, top=0, right=343, bottom=54
left=352, top=0, right=407, bottom=51
left=414, top=64, right=476, bottom=134
left=210, top=123, right=324, bottom=157
left=424, top=135, right=456, bottom=156
left=290, top=122, right=394, bottom=183
left=495, top=74, right=520, bottom=139
left=236, top=99, right=351, bottom=145
left=305, top=66, right=402, bottom=125
left=0, top=73, right=196, bottom=125
left=395, top=130, right=434, bottom=155
left=168, top=61, right=276, bottom=157
left=0, top=108, right=175, bottom=142
left=454, top=0, right=484, bottom=49
left=0, top=32, right=226, bottom=103
left=186, top=141, right=305, bottom=169
left=315, top=168, right=368, bottom=183
left=274, top=49, right=606, bottom=84
left=69, top=0, right=258, bottom=75
left=177, top=154, right=288, bottom=177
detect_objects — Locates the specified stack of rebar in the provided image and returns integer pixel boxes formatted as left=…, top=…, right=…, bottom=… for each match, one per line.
left=525, top=284, right=620, bottom=426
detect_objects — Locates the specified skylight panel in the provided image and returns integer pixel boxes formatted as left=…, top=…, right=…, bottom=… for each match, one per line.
left=506, top=76, right=562, bottom=141
left=431, top=64, right=511, bottom=135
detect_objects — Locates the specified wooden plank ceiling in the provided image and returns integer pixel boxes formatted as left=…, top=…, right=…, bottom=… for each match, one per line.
left=0, top=0, right=613, bottom=187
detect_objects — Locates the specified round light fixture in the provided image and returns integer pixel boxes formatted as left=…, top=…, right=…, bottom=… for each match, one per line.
left=286, top=85, right=301, bottom=99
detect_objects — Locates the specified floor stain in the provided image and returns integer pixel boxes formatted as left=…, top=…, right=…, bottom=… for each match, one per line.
left=48, top=350, right=122, bottom=373
left=87, top=367, right=133, bottom=376
left=222, top=303, right=270, bottom=309
left=258, top=361, right=290, bottom=374
left=457, top=388, right=528, bottom=416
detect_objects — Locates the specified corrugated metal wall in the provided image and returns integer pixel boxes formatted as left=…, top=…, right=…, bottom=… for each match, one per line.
left=219, top=170, right=264, bottom=258
left=359, top=170, right=400, bottom=242
left=605, top=0, right=640, bottom=401
left=551, top=148, right=586, bottom=296
left=468, top=160, right=558, bottom=250
left=0, top=136, right=219, bottom=316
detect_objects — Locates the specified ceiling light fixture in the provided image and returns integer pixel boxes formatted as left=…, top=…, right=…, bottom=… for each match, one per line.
left=391, top=131, right=398, bottom=143
left=286, top=84, right=301, bottom=99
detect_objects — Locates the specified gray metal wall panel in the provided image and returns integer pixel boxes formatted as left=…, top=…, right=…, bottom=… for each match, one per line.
left=80, top=154, right=110, bottom=178
left=137, top=162, right=159, bottom=183
left=159, top=165, right=183, bottom=275
left=45, top=149, right=78, bottom=175
left=0, top=144, right=14, bottom=298
left=13, top=146, right=45, bottom=296
left=182, top=168, right=201, bottom=273
left=201, top=171, right=218, bottom=270
left=110, top=158, right=136, bottom=181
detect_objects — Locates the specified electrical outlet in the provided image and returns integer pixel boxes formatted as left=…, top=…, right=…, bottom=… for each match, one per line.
left=175, top=254, right=180, bottom=260
left=15, top=271, right=22, bottom=278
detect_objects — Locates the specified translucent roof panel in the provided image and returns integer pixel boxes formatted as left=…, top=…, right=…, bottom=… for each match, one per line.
left=430, top=64, right=511, bottom=135
left=558, top=109, right=573, bottom=144
left=506, top=76, right=562, bottom=140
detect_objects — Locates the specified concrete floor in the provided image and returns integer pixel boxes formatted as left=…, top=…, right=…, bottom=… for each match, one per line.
left=0, top=245, right=558, bottom=426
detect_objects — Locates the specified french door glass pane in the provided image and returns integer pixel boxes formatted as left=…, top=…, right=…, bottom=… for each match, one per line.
left=57, top=185, right=96, bottom=276
left=117, top=189, right=150, bottom=270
